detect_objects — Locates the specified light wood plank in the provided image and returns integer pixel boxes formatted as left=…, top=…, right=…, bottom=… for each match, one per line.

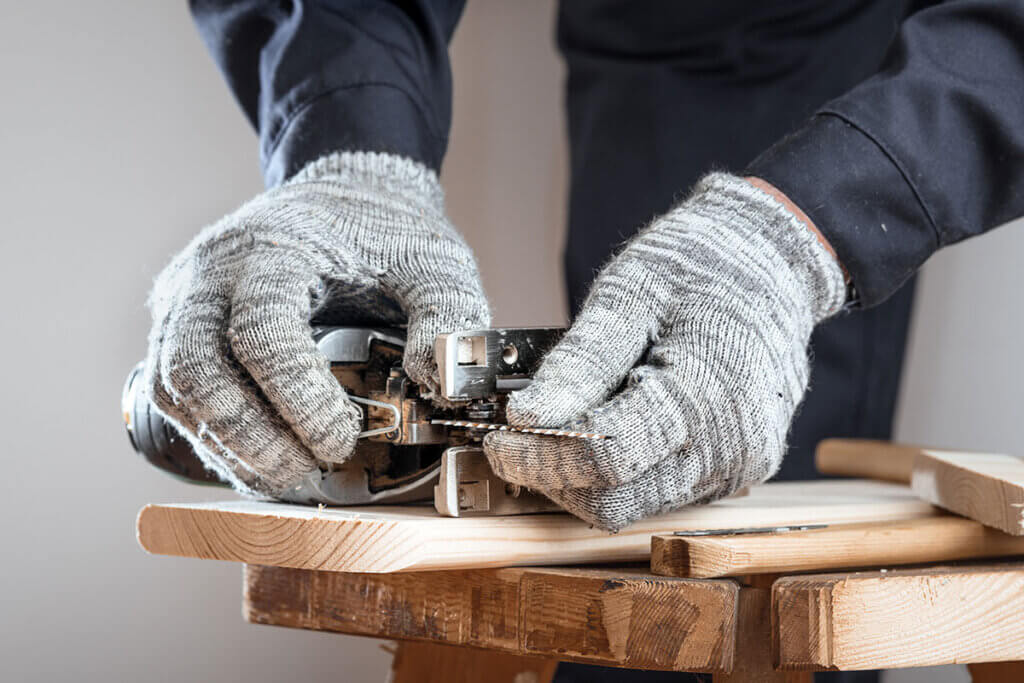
left=137, top=480, right=937, bottom=572
left=773, top=563, right=1024, bottom=670
left=390, top=642, right=557, bottom=683
left=652, top=516, right=1024, bottom=578
left=912, top=449, right=1024, bottom=535
left=815, top=439, right=921, bottom=483
left=243, top=564, right=739, bottom=672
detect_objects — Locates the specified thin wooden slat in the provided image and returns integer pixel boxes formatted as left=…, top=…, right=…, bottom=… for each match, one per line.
left=815, top=439, right=921, bottom=483
left=912, top=449, right=1024, bottom=535
left=773, top=563, right=1024, bottom=670
left=136, top=480, right=938, bottom=572
left=243, top=564, right=740, bottom=672
left=651, top=516, right=1024, bottom=578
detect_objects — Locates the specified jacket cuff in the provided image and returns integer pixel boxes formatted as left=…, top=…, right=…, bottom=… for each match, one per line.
left=262, top=84, right=446, bottom=188
left=746, top=114, right=938, bottom=308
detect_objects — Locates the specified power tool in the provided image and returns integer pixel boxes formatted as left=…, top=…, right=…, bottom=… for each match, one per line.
left=122, top=327, right=605, bottom=516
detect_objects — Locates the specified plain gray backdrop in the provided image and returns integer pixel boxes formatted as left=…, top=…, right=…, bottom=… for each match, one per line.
left=1, top=2, right=1013, bottom=682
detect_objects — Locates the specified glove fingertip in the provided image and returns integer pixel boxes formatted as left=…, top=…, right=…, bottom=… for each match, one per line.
left=482, top=430, right=540, bottom=486
left=505, top=383, right=590, bottom=429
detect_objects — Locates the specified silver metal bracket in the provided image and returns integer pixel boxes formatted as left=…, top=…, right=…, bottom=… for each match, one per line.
left=433, top=446, right=560, bottom=517
left=435, top=328, right=563, bottom=401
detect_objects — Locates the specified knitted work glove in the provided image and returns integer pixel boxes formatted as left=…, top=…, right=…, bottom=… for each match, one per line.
left=144, top=152, right=490, bottom=498
left=483, top=174, right=845, bottom=531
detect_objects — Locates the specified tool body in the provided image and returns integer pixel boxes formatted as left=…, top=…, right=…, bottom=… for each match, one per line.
left=123, top=327, right=593, bottom=517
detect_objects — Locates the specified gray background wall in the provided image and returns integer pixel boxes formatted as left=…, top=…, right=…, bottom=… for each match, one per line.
left=0, top=2, right=1010, bottom=682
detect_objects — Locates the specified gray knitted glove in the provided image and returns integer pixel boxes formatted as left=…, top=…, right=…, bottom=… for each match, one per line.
left=144, top=151, right=490, bottom=497
left=483, top=174, right=845, bottom=531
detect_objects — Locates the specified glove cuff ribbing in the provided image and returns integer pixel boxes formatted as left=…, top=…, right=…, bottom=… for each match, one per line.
left=291, top=150, right=446, bottom=214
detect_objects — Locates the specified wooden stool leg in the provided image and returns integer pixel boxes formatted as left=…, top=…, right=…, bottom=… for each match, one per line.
left=968, top=662, right=1024, bottom=682
left=714, top=583, right=811, bottom=683
left=389, top=641, right=558, bottom=683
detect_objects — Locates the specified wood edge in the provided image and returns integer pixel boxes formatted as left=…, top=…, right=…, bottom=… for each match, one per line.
left=909, top=451, right=942, bottom=504
left=136, top=504, right=169, bottom=556
left=651, top=534, right=736, bottom=579
left=912, top=451, right=1024, bottom=536
left=518, top=567, right=739, bottom=672
left=650, top=535, right=688, bottom=577
left=520, top=569, right=740, bottom=672
left=136, top=503, right=421, bottom=572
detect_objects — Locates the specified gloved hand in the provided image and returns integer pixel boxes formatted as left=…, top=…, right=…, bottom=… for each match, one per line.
left=144, top=151, right=490, bottom=498
left=483, top=174, right=845, bottom=531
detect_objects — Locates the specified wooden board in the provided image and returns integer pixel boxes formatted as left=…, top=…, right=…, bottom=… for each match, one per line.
left=244, top=564, right=739, bottom=672
left=137, top=480, right=938, bottom=572
left=773, top=563, right=1024, bottom=670
left=912, top=449, right=1024, bottom=535
left=651, top=516, right=1024, bottom=578
left=815, top=439, right=921, bottom=483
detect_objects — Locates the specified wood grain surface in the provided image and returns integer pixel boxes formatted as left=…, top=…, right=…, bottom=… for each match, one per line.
left=137, top=480, right=938, bottom=572
left=244, top=564, right=739, bottom=672
left=651, top=516, right=1024, bottom=578
left=912, top=449, right=1024, bottom=535
left=773, top=563, right=1024, bottom=670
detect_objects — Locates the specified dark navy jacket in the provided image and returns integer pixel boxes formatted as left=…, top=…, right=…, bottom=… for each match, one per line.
left=190, top=0, right=1024, bottom=308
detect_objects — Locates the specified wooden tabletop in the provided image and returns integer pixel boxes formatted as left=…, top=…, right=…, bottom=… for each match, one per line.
left=136, top=480, right=936, bottom=572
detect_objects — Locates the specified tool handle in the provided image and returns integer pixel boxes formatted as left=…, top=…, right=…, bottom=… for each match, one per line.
left=815, top=439, right=925, bottom=484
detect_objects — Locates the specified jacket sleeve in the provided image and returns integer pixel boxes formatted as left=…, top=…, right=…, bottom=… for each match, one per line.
left=746, top=0, right=1024, bottom=307
left=189, top=0, right=466, bottom=186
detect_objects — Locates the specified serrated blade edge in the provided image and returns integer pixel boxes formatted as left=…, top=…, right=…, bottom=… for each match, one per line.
left=429, top=419, right=611, bottom=440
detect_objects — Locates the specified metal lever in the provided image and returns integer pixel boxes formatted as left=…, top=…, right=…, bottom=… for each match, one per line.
left=349, top=396, right=401, bottom=439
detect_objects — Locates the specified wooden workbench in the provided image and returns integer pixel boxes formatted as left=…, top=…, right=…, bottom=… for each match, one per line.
left=240, top=561, right=1024, bottom=682
left=137, top=478, right=1024, bottom=681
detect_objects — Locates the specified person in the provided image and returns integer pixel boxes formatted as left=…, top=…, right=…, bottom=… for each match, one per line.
left=146, top=1, right=1023, bottom=681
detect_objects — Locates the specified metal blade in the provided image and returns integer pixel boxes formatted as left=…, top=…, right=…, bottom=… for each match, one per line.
left=430, top=419, right=611, bottom=440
